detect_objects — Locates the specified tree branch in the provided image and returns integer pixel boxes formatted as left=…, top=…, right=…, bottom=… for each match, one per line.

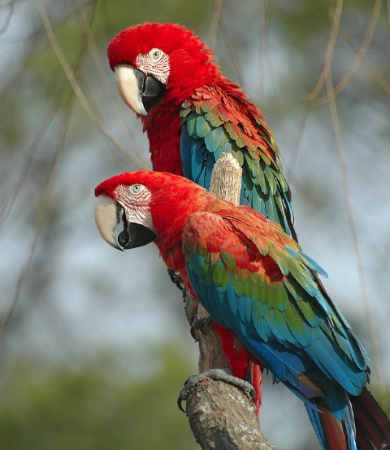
left=179, top=153, right=275, bottom=450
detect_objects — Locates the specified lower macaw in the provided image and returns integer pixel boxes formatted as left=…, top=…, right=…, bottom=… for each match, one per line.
left=94, top=170, right=390, bottom=450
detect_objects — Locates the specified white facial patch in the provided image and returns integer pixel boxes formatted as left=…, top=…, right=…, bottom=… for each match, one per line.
left=136, top=48, right=170, bottom=85
left=114, top=184, right=154, bottom=231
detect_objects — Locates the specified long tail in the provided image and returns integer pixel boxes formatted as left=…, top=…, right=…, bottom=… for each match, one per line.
left=305, top=389, right=390, bottom=450
left=351, top=387, right=390, bottom=450
left=306, top=398, right=357, bottom=450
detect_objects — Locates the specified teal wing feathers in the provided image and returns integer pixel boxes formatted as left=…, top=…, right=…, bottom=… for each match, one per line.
left=180, top=82, right=295, bottom=238
left=182, top=207, right=369, bottom=408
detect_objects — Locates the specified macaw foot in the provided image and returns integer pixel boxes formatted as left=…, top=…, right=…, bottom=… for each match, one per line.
left=190, top=316, right=214, bottom=340
left=167, top=268, right=185, bottom=291
left=177, top=368, right=255, bottom=412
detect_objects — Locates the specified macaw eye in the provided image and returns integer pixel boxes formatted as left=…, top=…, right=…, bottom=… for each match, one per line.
left=149, top=48, right=163, bottom=61
left=129, top=184, right=142, bottom=195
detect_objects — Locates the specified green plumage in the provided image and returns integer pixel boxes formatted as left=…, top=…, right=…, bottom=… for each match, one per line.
left=182, top=207, right=368, bottom=399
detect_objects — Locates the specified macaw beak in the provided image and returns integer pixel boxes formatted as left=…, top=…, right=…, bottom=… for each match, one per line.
left=95, top=195, right=157, bottom=251
left=114, top=65, right=166, bottom=116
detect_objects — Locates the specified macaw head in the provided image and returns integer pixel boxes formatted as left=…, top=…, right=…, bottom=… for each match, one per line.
left=107, top=22, right=220, bottom=115
left=94, top=170, right=205, bottom=252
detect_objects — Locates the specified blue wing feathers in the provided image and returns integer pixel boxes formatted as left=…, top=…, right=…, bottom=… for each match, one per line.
left=184, top=241, right=368, bottom=401
left=204, top=125, right=226, bottom=153
left=301, top=251, right=329, bottom=278
left=195, top=114, right=211, bottom=138
left=180, top=103, right=294, bottom=236
left=180, top=128, right=194, bottom=180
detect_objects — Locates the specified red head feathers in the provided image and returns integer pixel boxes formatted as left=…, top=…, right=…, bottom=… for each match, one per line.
left=108, top=22, right=220, bottom=103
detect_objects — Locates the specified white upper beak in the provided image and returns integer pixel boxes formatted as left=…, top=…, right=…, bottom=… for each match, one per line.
left=114, top=65, right=148, bottom=116
left=94, top=195, right=121, bottom=250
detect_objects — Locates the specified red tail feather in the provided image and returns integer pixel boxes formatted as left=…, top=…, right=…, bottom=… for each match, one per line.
left=213, top=322, right=263, bottom=416
left=318, top=404, right=349, bottom=450
left=351, top=388, right=390, bottom=450
left=251, top=362, right=262, bottom=417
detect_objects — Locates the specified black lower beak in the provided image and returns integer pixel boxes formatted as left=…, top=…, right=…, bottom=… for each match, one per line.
left=118, top=222, right=157, bottom=250
left=133, top=68, right=166, bottom=113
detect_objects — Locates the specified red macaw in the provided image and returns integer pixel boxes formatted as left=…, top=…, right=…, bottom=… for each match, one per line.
left=107, top=22, right=294, bottom=239
left=95, top=170, right=390, bottom=450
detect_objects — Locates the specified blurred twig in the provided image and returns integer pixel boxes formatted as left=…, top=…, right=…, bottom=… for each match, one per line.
left=285, top=106, right=310, bottom=183
left=74, top=0, right=146, bottom=159
left=0, top=82, right=74, bottom=342
left=257, top=0, right=271, bottom=102
left=325, top=66, right=385, bottom=406
left=2, top=0, right=103, bottom=341
left=0, top=107, right=57, bottom=227
left=317, top=0, right=383, bottom=103
left=34, top=0, right=147, bottom=169
left=337, top=27, right=390, bottom=96
left=309, top=0, right=387, bottom=104
left=0, top=0, right=15, bottom=34
left=307, top=0, right=343, bottom=101
left=208, top=0, right=223, bottom=49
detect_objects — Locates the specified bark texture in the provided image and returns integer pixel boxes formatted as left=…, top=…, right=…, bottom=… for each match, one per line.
left=185, top=377, right=274, bottom=450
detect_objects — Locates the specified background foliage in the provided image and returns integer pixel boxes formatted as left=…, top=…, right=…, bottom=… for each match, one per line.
left=0, top=1, right=389, bottom=449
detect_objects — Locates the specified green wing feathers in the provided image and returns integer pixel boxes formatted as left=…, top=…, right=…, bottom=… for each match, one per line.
left=182, top=207, right=368, bottom=396
left=180, top=82, right=295, bottom=238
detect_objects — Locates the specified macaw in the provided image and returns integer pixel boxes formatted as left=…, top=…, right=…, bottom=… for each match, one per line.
left=95, top=170, right=390, bottom=450
left=107, top=22, right=295, bottom=239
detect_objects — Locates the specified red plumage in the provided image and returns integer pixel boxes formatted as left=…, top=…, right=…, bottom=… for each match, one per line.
left=108, top=23, right=220, bottom=101
left=107, top=22, right=276, bottom=176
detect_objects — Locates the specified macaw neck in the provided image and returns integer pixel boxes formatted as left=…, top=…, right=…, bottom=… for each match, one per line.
left=155, top=237, right=186, bottom=277
left=142, top=105, right=183, bottom=175
left=150, top=187, right=215, bottom=294
left=154, top=227, right=195, bottom=297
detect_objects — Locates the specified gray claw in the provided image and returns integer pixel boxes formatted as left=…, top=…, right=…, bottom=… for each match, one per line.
left=177, top=369, right=255, bottom=413
left=167, top=269, right=185, bottom=291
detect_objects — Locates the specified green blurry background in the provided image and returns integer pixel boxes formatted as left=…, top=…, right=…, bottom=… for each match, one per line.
left=0, top=1, right=389, bottom=449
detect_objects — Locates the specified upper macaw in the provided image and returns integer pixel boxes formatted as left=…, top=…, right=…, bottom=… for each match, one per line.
left=107, top=21, right=290, bottom=410
left=95, top=170, right=390, bottom=450
left=107, top=22, right=295, bottom=239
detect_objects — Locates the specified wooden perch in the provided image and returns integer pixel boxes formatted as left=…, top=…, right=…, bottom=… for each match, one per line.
left=185, top=376, right=273, bottom=450
left=180, top=153, right=275, bottom=450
